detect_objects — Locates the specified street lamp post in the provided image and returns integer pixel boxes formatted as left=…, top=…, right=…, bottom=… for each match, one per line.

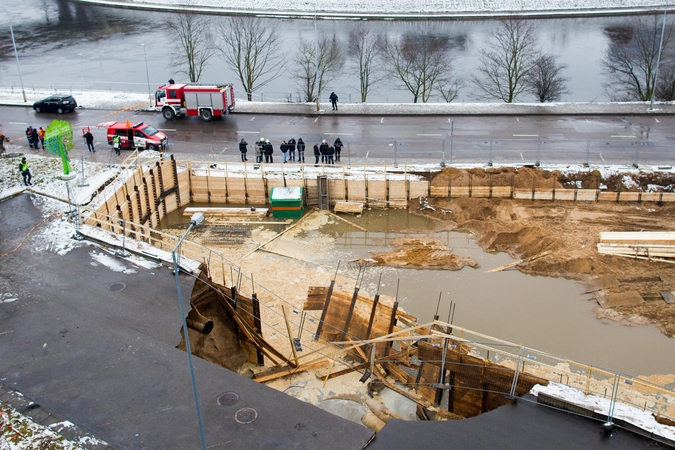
left=142, top=44, right=153, bottom=105
left=650, top=7, right=668, bottom=110
left=8, top=22, right=26, bottom=103
left=172, top=212, right=207, bottom=450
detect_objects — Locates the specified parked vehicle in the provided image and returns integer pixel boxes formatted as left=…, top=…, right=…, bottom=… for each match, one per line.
left=33, top=95, right=78, bottom=114
left=154, top=83, right=235, bottom=121
left=97, top=120, right=168, bottom=151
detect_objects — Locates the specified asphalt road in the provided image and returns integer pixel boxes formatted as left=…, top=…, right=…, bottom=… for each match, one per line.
left=2, top=106, right=674, bottom=167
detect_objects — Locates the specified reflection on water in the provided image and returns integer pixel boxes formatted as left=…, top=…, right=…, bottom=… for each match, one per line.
left=319, top=210, right=675, bottom=377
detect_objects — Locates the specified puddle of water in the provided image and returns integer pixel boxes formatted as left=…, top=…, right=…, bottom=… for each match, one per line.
left=317, top=210, right=675, bottom=377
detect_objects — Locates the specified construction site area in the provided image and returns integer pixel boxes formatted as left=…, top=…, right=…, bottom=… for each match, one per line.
left=55, top=150, right=673, bottom=445
left=3, top=150, right=675, bottom=447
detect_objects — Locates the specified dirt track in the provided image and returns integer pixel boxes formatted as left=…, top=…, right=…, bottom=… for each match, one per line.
left=409, top=167, right=675, bottom=337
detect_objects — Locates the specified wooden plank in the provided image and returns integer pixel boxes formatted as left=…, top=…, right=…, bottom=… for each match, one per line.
left=325, top=210, right=367, bottom=231
left=334, top=202, right=364, bottom=214
left=600, top=231, right=675, bottom=245
left=183, top=207, right=268, bottom=218
left=253, top=359, right=329, bottom=383
left=485, top=250, right=553, bottom=273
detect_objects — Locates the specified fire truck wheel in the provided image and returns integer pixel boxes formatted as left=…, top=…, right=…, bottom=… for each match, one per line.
left=162, top=108, right=176, bottom=120
left=200, top=109, right=213, bottom=121
left=57, top=107, right=64, bottom=114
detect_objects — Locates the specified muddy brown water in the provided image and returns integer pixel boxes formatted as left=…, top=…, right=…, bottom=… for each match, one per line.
left=162, top=206, right=674, bottom=377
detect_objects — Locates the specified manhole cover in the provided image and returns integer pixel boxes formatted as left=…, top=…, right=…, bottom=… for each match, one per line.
left=235, top=407, right=258, bottom=424
left=108, top=282, right=126, bottom=292
left=217, top=392, right=239, bottom=407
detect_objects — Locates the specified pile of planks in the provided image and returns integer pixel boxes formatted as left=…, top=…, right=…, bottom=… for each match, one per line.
left=597, top=232, right=675, bottom=264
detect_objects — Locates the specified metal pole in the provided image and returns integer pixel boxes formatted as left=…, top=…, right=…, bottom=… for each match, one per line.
left=9, top=23, right=26, bottom=103
left=450, top=121, right=454, bottom=165
left=314, top=5, right=320, bottom=110
left=536, top=140, right=541, bottom=167
left=585, top=139, right=590, bottom=167
left=172, top=223, right=208, bottom=450
left=79, top=156, right=89, bottom=187
left=394, top=140, right=397, bottom=166
left=142, top=44, right=153, bottom=105
left=348, top=142, right=351, bottom=166
left=441, top=139, right=446, bottom=167
left=651, top=7, right=668, bottom=110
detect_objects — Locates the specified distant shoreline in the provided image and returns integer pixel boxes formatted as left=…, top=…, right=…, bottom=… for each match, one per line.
left=74, top=0, right=672, bottom=20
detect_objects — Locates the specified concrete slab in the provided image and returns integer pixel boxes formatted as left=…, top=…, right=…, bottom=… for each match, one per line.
left=0, top=193, right=373, bottom=449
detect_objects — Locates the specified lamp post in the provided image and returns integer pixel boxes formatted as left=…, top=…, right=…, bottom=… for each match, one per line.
left=142, top=44, right=153, bottom=105
left=172, top=212, right=207, bottom=450
left=650, top=6, right=668, bottom=110
left=78, top=53, right=86, bottom=85
left=7, top=21, right=26, bottom=103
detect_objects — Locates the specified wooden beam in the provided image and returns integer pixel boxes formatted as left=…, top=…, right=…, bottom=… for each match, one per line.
left=254, top=359, right=329, bottom=383
left=485, top=250, right=552, bottom=273
left=324, top=210, right=368, bottom=232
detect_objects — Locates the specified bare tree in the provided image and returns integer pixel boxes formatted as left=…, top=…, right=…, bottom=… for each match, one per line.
left=164, top=9, right=215, bottom=83
left=656, top=64, right=675, bottom=100
left=525, top=54, right=570, bottom=102
left=472, top=19, right=538, bottom=103
left=348, top=25, right=383, bottom=102
left=217, top=17, right=283, bottom=101
left=380, top=31, right=454, bottom=103
left=602, top=15, right=674, bottom=101
left=291, top=36, right=343, bottom=103
left=437, top=78, right=464, bottom=102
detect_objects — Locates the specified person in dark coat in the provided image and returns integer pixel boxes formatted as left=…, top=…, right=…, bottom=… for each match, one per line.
left=256, top=138, right=266, bottom=163
left=26, top=127, right=33, bottom=147
left=334, top=138, right=343, bottom=162
left=239, top=138, right=248, bottom=162
left=280, top=140, right=289, bottom=163
left=264, top=139, right=273, bottom=163
left=326, top=145, right=334, bottom=164
left=288, top=138, right=296, bottom=161
left=329, top=92, right=338, bottom=111
left=297, top=138, right=305, bottom=163
left=83, top=130, right=95, bottom=152
left=313, top=144, right=320, bottom=165
left=30, top=127, right=39, bottom=149
left=319, top=140, right=329, bottom=164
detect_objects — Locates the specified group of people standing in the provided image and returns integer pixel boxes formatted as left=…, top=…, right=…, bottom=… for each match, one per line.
left=238, top=137, right=344, bottom=166
left=25, top=126, right=45, bottom=150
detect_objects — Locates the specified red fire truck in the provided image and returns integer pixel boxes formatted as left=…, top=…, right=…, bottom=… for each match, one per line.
left=154, top=83, right=235, bottom=121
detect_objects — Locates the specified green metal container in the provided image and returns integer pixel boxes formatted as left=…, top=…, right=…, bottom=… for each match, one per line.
left=270, top=186, right=305, bottom=219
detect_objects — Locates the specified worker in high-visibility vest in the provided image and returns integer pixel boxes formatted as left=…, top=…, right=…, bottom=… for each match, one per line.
left=112, top=135, right=121, bottom=155
left=19, top=157, right=32, bottom=186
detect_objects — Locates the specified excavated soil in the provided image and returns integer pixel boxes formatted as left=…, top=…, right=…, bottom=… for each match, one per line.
left=413, top=167, right=675, bottom=338
left=356, top=237, right=480, bottom=270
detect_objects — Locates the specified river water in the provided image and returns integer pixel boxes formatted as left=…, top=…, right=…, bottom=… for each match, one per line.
left=0, top=0, right=648, bottom=103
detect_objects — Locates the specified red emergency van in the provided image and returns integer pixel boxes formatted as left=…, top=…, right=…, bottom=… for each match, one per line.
left=97, top=121, right=168, bottom=151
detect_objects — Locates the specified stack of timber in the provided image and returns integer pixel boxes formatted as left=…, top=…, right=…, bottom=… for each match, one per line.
left=334, top=201, right=364, bottom=214
left=597, top=231, right=675, bottom=264
left=183, top=206, right=268, bottom=218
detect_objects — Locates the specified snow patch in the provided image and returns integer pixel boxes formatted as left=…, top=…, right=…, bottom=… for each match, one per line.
left=90, top=251, right=137, bottom=274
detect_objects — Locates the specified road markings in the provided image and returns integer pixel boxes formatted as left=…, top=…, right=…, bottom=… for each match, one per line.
left=611, top=135, right=636, bottom=138
left=513, top=134, right=538, bottom=137
left=516, top=118, right=520, bottom=122
left=365, top=150, right=370, bottom=158
left=380, top=118, right=384, bottom=123
left=220, top=148, right=228, bottom=154
left=314, top=117, right=319, bottom=122
left=447, top=118, right=452, bottom=122
left=237, top=131, right=259, bottom=134
left=655, top=118, right=661, bottom=123
left=520, top=152, right=524, bottom=160
left=158, top=128, right=176, bottom=132
left=8, top=122, right=26, bottom=125
left=324, top=132, right=353, bottom=136
left=600, top=153, right=605, bottom=161
left=250, top=117, right=256, bottom=121
left=417, top=133, right=442, bottom=136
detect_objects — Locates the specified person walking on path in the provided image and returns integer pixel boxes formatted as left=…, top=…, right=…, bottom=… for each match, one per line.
left=313, top=144, right=320, bottom=165
left=319, top=140, right=329, bottom=163
left=280, top=140, right=289, bottom=163
left=83, top=130, right=96, bottom=152
left=112, top=134, right=121, bottom=155
left=329, top=92, right=338, bottom=111
left=327, top=144, right=335, bottom=164
left=19, top=157, right=32, bottom=186
left=297, top=138, right=305, bottom=163
left=334, top=138, right=343, bottom=162
left=239, top=138, right=248, bottom=162
left=288, top=138, right=296, bottom=162
left=38, top=127, right=45, bottom=149
left=264, top=139, right=274, bottom=163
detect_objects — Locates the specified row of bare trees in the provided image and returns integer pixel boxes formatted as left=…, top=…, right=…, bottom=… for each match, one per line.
left=163, top=11, right=675, bottom=104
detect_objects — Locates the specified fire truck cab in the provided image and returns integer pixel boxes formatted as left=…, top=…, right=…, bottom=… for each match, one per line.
left=97, top=121, right=168, bottom=151
left=155, top=83, right=235, bottom=121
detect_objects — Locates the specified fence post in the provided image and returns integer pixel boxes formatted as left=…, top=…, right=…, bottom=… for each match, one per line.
left=605, top=371, right=621, bottom=427
left=508, top=346, right=526, bottom=399
left=585, top=139, right=590, bottom=167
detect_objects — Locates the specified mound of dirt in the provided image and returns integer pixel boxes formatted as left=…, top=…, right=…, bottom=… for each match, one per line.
left=361, top=237, right=480, bottom=271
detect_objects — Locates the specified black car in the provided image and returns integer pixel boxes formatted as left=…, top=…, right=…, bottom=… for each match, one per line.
left=33, top=95, right=78, bottom=114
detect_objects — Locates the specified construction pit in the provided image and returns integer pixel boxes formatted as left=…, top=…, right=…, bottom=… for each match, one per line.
left=77, top=157, right=675, bottom=441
